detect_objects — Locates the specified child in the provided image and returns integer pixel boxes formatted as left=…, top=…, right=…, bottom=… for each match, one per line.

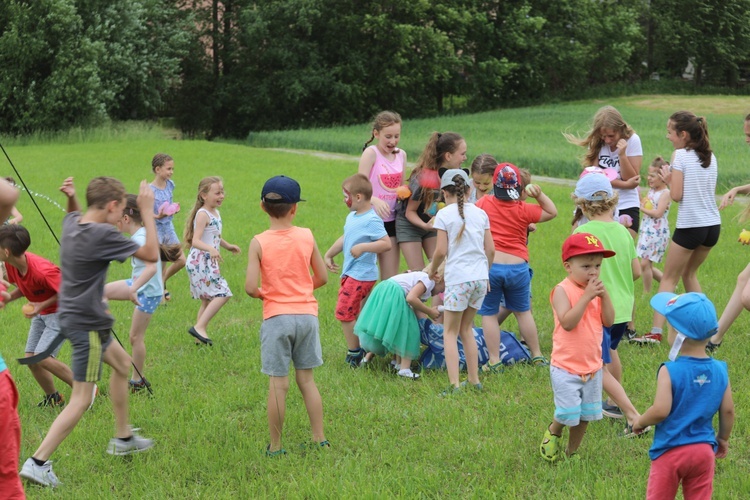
left=2, top=177, right=22, bottom=225
left=325, top=174, right=391, bottom=367
left=0, top=177, right=19, bottom=224
left=476, top=163, right=557, bottom=371
left=245, top=175, right=328, bottom=455
left=355, top=264, right=445, bottom=379
left=0, top=224, right=75, bottom=407
left=150, top=153, right=186, bottom=300
left=637, top=156, right=671, bottom=294
left=104, top=195, right=164, bottom=392
left=540, top=232, right=615, bottom=462
left=644, top=111, right=720, bottom=345
left=358, top=111, right=406, bottom=280
left=634, top=292, right=734, bottom=499
left=427, top=169, right=493, bottom=393
left=20, top=177, right=158, bottom=488
left=565, top=105, right=643, bottom=239
left=183, top=176, right=241, bottom=346
left=396, top=131, right=467, bottom=271
left=573, top=173, right=641, bottom=424
left=468, top=153, right=496, bottom=203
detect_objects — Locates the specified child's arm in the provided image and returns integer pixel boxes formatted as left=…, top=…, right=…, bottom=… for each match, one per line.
left=245, top=237, right=263, bottom=299
left=358, top=149, right=391, bottom=220
left=427, top=229, right=448, bottom=280
left=324, top=235, right=344, bottom=272
left=661, top=163, right=683, bottom=202
left=132, top=180, right=159, bottom=263
left=633, top=365, right=672, bottom=431
left=406, top=282, right=440, bottom=320
left=59, top=177, right=81, bottom=213
left=611, top=176, right=641, bottom=190
left=0, top=178, right=19, bottom=223
left=310, top=241, right=328, bottom=290
left=600, top=287, right=614, bottom=327
left=220, top=239, right=241, bottom=255
left=526, top=185, right=557, bottom=222
left=24, top=294, right=58, bottom=318
left=641, top=190, right=671, bottom=218
left=615, top=139, right=643, bottom=181
left=189, top=211, right=220, bottom=260
left=7, top=206, right=22, bottom=224
left=716, top=381, right=735, bottom=458
left=128, top=263, right=157, bottom=304
left=720, top=183, right=750, bottom=210
left=351, top=234, right=391, bottom=258
left=551, top=278, right=603, bottom=331
left=483, top=228, right=494, bottom=267
left=630, top=257, right=641, bottom=282
left=405, top=198, right=434, bottom=232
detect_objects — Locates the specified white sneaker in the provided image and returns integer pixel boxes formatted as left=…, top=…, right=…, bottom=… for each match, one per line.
left=397, top=368, right=420, bottom=379
left=106, top=430, right=154, bottom=456
left=88, top=384, right=98, bottom=411
left=20, top=458, right=61, bottom=488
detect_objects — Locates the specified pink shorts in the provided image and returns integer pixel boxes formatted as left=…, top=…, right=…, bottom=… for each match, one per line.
left=0, top=370, right=24, bottom=499
left=335, top=276, right=375, bottom=322
left=647, top=443, right=715, bottom=500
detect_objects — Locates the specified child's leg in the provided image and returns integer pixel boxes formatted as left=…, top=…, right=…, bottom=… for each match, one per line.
left=602, top=368, right=639, bottom=426
left=129, top=309, right=152, bottom=381
left=651, top=243, right=694, bottom=333
left=442, top=310, right=463, bottom=387
left=607, top=349, right=622, bottom=383
left=340, top=321, right=360, bottom=351
left=399, top=241, right=425, bottom=271
left=712, top=263, right=750, bottom=344
left=0, top=369, right=24, bottom=497
left=163, top=252, right=186, bottom=288
left=514, top=310, right=543, bottom=359
left=102, top=340, right=134, bottom=439
left=267, top=376, right=290, bottom=452
left=566, top=421, right=588, bottom=456
left=641, top=258, right=653, bottom=293
left=29, top=357, right=74, bottom=390
left=481, top=312, right=502, bottom=365
left=32, top=381, right=94, bottom=461
left=193, top=296, right=231, bottom=337
left=104, top=280, right=131, bottom=301
left=399, top=356, right=411, bottom=371
left=27, top=359, right=58, bottom=395
left=295, top=369, right=325, bottom=443
left=681, top=244, right=713, bottom=293
left=459, top=307, right=480, bottom=385
left=377, top=236, right=400, bottom=280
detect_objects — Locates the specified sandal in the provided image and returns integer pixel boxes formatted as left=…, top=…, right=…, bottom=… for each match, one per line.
left=163, top=290, right=171, bottom=302
left=623, top=423, right=652, bottom=438
left=540, top=426, right=562, bottom=462
left=459, top=380, right=483, bottom=391
left=531, top=356, right=549, bottom=367
left=480, top=361, right=504, bottom=374
left=265, top=444, right=287, bottom=457
left=706, top=341, right=721, bottom=354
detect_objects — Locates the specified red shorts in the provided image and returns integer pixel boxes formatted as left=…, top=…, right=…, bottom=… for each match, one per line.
left=335, top=276, right=375, bottom=322
left=0, top=370, right=24, bottom=499
left=647, top=443, right=715, bottom=500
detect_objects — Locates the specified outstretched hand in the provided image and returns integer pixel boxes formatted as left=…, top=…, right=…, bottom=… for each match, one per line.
left=59, top=177, right=75, bottom=198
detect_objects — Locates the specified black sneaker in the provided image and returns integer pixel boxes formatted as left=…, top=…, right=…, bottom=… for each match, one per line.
left=37, top=392, right=65, bottom=408
left=602, top=401, right=624, bottom=419
left=706, top=341, right=721, bottom=355
left=345, top=348, right=365, bottom=368
left=129, top=378, right=152, bottom=393
left=625, top=328, right=637, bottom=340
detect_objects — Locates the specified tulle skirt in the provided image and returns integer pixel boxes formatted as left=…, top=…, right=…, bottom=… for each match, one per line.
left=354, top=279, right=421, bottom=359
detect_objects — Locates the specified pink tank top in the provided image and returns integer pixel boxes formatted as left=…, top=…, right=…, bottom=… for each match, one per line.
left=367, top=145, right=405, bottom=222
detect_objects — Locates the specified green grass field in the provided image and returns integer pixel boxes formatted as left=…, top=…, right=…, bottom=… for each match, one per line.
left=1, top=96, right=750, bottom=498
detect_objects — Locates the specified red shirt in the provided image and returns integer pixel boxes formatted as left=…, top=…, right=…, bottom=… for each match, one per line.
left=475, top=196, right=542, bottom=261
left=4, top=252, right=61, bottom=315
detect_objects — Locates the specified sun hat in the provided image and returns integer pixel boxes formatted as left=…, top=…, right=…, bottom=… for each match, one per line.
left=493, top=162, right=523, bottom=201
left=561, top=232, right=616, bottom=262
left=574, top=172, right=613, bottom=201
left=261, top=175, right=305, bottom=204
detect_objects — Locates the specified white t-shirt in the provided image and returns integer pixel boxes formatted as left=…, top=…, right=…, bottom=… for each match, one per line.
left=597, top=133, right=643, bottom=210
left=390, top=271, right=434, bottom=302
left=671, top=149, right=720, bottom=229
left=433, top=203, right=490, bottom=286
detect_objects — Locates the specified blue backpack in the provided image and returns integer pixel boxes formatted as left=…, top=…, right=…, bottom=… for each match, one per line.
left=418, top=318, right=531, bottom=370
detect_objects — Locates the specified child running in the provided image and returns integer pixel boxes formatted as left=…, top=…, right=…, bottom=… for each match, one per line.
left=476, top=163, right=557, bottom=370
left=541, top=233, right=615, bottom=462
left=355, top=264, right=445, bottom=379
left=150, top=153, right=186, bottom=301
left=396, top=132, right=467, bottom=270
left=637, top=156, right=671, bottom=295
left=428, top=169, right=493, bottom=394
left=634, top=292, right=734, bottom=499
left=246, top=175, right=329, bottom=456
left=0, top=224, right=75, bottom=407
left=325, top=174, right=390, bottom=367
left=104, top=194, right=165, bottom=392
left=20, top=177, right=157, bottom=488
left=358, top=111, right=406, bottom=280
left=183, top=176, right=241, bottom=346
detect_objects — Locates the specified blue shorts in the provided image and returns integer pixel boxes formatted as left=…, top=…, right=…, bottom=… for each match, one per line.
left=601, top=329, right=612, bottom=364
left=605, top=322, right=628, bottom=350
left=551, top=365, right=603, bottom=427
left=126, top=279, right=161, bottom=314
left=478, top=262, right=531, bottom=315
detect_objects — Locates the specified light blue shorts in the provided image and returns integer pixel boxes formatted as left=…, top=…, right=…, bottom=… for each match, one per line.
left=25, top=313, right=63, bottom=357
left=550, top=365, right=603, bottom=427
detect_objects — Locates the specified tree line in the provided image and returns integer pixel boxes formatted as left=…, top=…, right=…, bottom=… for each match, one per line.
left=1, top=0, right=749, bottom=138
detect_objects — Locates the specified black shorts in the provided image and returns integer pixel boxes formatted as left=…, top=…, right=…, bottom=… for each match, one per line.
left=384, top=219, right=396, bottom=238
left=619, top=207, right=640, bottom=234
left=672, top=225, right=721, bottom=250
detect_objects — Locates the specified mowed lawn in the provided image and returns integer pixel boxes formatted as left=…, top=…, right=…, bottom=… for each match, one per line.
left=0, top=96, right=748, bottom=498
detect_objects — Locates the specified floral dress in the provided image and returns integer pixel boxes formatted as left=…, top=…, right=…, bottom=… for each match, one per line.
left=186, top=208, right=232, bottom=299
left=637, top=188, right=670, bottom=262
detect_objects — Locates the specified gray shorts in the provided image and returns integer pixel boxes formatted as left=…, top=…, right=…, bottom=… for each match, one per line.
left=550, top=365, right=603, bottom=427
left=65, top=329, right=113, bottom=382
left=260, top=315, right=323, bottom=377
left=395, top=214, right=436, bottom=243
left=25, top=313, right=64, bottom=357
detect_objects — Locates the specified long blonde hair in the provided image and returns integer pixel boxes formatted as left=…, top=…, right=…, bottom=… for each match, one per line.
left=564, top=106, right=635, bottom=166
left=183, top=176, right=222, bottom=249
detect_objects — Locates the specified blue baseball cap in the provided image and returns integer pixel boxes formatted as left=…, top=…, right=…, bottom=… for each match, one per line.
left=261, top=176, right=305, bottom=204
left=650, top=292, right=718, bottom=341
left=574, top=172, right=613, bottom=201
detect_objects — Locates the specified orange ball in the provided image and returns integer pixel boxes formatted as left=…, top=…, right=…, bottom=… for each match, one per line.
left=396, top=185, right=412, bottom=200
left=22, top=303, right=34, bottom=316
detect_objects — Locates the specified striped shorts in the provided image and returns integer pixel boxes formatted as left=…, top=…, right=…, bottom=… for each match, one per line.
left=66, top=329, right=113, bottom=382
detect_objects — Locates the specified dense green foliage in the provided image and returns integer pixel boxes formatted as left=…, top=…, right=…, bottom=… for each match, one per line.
left=3, top=1, right=750, bottom=137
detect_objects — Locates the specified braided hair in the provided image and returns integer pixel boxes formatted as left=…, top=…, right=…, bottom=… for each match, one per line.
left=441, top=173, right=469, bottom=242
